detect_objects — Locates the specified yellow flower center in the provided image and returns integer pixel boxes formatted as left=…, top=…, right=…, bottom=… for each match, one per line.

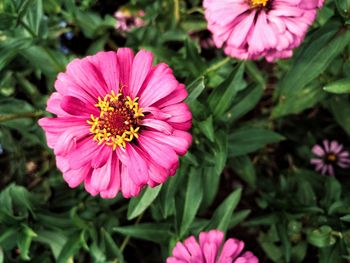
left=250, top=0, right=269, bottom=8
left=327, top=153, right=337, bottom=162
left=87, top=90, right=144, bottom=150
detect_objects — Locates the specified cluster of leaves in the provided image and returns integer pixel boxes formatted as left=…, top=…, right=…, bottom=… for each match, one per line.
left=1, top=0, right=350, bottom=262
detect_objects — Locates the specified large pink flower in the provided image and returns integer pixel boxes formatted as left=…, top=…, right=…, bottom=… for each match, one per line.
left=167, top=230, right=258, bottom=263
left=203, top=0, right=324, bottom=62
left=39, top=48, right=192, bottom=198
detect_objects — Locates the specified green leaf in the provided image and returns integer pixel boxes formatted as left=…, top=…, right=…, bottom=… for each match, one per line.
left=0, top=246, right=3, bottom=263
left=0, top=38, right=32, bottom=71
left=272, top=82, right=327, bottom=118
left=198, top=115, right=215, bottom=142
left=0, top=13, right=16, bottom=30
left=16, top=0, right=36, bottom=22
left=307, top=226, right=337, bottom=248
left=228, top=127, right=285, bottom=157
left=208, top=63, right=246, bottom=116
left=186, top=76, right=205, bottom=104
left=324, top=78, right=350, bottom=94
left=229, top=210, right=251, bottom=229
left=206, top=188, right=242, bottom=232
left=202, top=133, right=228, bottom=208
left=127, top=185, right=162, bottom=220
left=180, top=168, right=203, bottom=237
left=276, top=23, right=349, bottom=97
left=226, top=84, right=264, bottom=123
left=340, top=215, right=350, bottom=222
left=17, top=224, right=37, bottom=261
left=101, top=229, right=124, bottom=263
left=34, top=230, right=67, bottom=259
left=327, top=96, right=350, bottom=135
left=23, top=0, right=43, bottom=36
left=57, top=232, right=85, bottom=263
left=113, top=223, right=172, bottom=243
left=231, top=156, right=256, bottom=189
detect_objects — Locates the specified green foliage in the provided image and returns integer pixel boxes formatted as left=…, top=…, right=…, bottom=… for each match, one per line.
left=0, top=0, right=350, bottom=262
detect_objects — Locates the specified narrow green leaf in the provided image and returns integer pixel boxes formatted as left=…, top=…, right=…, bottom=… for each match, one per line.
left=127, top=185, right=162, bottom=220
left=180, top=168, right=203, bottom=237
left=228, top=127, right=284, bottom=157
left=206, top=188, right=242, bottom=232
left=226, top=84, right=264, bottom=123
left=276, top=23, right=349, bottom=96
left=186, top=77, right=205, bottom=104
left=198, top=115, right=215, bottom=142
left=328, top=96, right=350, bottom=135
left=231, top=156, right=256, bottom=189
left=34, top=230, right=67, bottom=259
left=324, top=78, right=350, bottom=94
left=101, top=229, right=124, bottom=263
left=208, top=63, right=246, bottom=116
left=57, top=232, right=84, bottom=263
left=113, top=223, right=172, bottom=243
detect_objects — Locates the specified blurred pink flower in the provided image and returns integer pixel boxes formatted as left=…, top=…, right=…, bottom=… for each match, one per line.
left=39, top=48, right=192, bottom=199
left=114, top=8, right=145, bottom=32
left=189, top=30, right=215, bottom=49
left=167, top=230, right=258, bottom=263
left=311, top=140, right=350, bottom=176
left=203, top=0, right=324, bottom=62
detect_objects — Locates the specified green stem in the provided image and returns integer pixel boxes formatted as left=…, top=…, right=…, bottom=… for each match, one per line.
left=0, top=111, right=44, bottom=123
left=174, top=0, right=180, bottom=23
left=204, top=57, right=231, bottom=74
left=119, top=213, right=144, bottom=252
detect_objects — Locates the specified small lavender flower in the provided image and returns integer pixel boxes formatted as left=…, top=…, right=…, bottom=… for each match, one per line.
left=114, top=8, right=145, bottom=33
left=311, top=140, right=350, bottom=176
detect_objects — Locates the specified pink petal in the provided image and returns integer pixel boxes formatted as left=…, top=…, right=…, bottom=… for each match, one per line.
left=117, top=48, right=134, bottom=89
left=100, top=153, right=121, bottom=198
left=125, top=144, right=149, bottom=186
left=129, top=50, right=153, bottom=97
left=88, top=51, right=120, bottom=93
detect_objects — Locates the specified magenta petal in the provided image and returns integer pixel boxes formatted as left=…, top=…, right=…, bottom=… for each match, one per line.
left=117, top=48, right=134, bottom=88
left=89, top=51, right=120, bottom=93
left=63, top=165, right=91, bottom=188
left=125, top=144, right=149, bottom=185
left=120, top=164, right=142, bottom=198
left=129, top=50, right=153, bottom=97
left=100, top=155, right=121, bottom=199
left=312, top=145, right=325, bottom=157
left=141, top=118, right=174, bottom=135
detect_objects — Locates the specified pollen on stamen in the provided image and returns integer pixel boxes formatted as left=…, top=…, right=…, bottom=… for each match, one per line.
left=87, top=90, right=143, bottom=149
left=250, top=0, right=269, bottom=8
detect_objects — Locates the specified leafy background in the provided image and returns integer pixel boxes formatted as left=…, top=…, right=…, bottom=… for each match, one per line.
left=1, top=0, right=350, bottom=262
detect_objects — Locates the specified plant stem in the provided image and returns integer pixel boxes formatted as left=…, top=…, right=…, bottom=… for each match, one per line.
left=174, top=0, right=180, bottom=23
left=0, top=111, right=44, bottom=123
left=204, top=57, right=231, bottom=74
left=119, top=213, right=144, bottom=252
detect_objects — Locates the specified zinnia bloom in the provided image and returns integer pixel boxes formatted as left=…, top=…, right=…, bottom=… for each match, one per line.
left=311, top=140, right=350, bottom=176
left=203, top=0, right=324, bottom=62
left=167, top=230, right=258, bottom=263
left=39, top=48, right=192, bottom=198
left=114, top=8, right=145, bottom=32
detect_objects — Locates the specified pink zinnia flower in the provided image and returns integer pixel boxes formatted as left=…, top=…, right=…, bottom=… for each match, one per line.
left=311, top=140, right=350, bottom=176
left=39, top=48, right=192, bottom=198
left=203, top=0, right=325, bottom=62
left=167, top=230, right=258, bottom=263
left=114, top=8, right=145, bottom=32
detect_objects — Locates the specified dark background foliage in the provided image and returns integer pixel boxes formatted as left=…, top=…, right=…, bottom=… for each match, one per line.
left=1, top=0, right=350, bottom=262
